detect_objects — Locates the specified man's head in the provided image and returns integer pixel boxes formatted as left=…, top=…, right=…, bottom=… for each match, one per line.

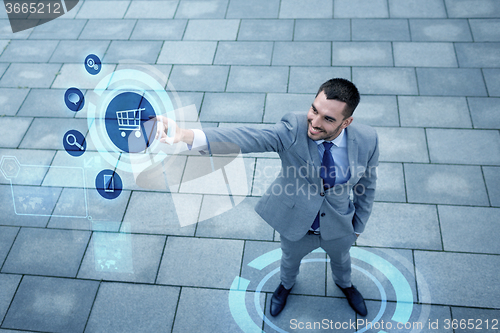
left=307, top=78, right=360, bottom=141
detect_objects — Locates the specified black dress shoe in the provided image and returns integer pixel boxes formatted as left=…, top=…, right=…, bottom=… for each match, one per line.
left=270, top=283, right=292, bottom=316
left=336, top=284, right=368, bottom=316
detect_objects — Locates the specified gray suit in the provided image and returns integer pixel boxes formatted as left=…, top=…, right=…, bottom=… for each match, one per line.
left=204, top=112, right=379, bottom=288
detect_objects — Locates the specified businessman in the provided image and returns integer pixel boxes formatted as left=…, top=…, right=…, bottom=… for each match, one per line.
left=155, top=78, right=379, bottom=317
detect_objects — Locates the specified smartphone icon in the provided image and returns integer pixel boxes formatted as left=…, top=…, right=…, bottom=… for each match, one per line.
left=104, top=174, right=114, bottom=193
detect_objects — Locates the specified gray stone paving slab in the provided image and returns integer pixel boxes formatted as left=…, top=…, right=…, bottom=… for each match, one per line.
left=327, top=247, right=418, bottom=304
left=0, top=274, right=21, bottom=324
left=2, top=275, right=99, bottom=332
left=17, top=88, right=78, bottom=117
left=2, top=227, right=90, bottom=277
left=130, top=19, right=187, bottom=40
left=361, top=301, right=452, bottom=333
left=294, top=19, right=350, bottom=41
left=196, top=196, right=274, bottom=240
left=353, top=67, right=418, bottom=95
left=103, top=40, right=163, bottom=64
left=41, top=150, right=117, bottom=189
left=157, top=236, right=243, bottom=288
left=353, top=95, right=399, bottom=127
left=358, top=202, right=442, bottom=250
left=175, top=0, right=228, bottom=19
left=177, top=153, right=253, bottom=195
left=445, top=0, right=500, bottom=18
left=48, top=188, right=129, bottom=232
left=214, top=41, right=273, bottom=65
left=122, top=191, right=197, bottom=235
left=0, top=63, right=61, bottom=88
left=375, top=127, right=429, bottom=163
left=251, top=158, right=281, bottom=196
left=174, top=92, right=204, bottom=120
left=389, top=0, right=446, bottom=18
left=0, top=20, right=31, bottom=39
left=374, top=162, right=406, bottom=202
left=415, top=251, right=500, bottom=308
left=157, top=41, right=217, bottom=65
left=439, top=205, right=500, bottom=254
left=0, top=226, right=18, bottom=266
left=169, top=65, right=229, bottom=92
left=183, top=19, right=239, bottom=40
left=226, top=0, right=280, bottom=19
left=404, top=163, right=490, bottom=206
left=288, top=66, right=351, bottom=94
left=200, top=92, right=265, bottom=122
left=226, top=66, right=288, bottom=93
left=0, top=88, right=29, bottom=116
left=483, top=69, right=500, bottom=97
left=0, top=185, right=55, bottom=227
left=0, top=116, right=33, bottom=148
left=76, top=1, right=130, bottom=19
left=483, top=166, right=500, bottom=207
left=79, top=19, right=136, bottom=40
left=469, top=19, right=500, bottom=42
left=334, top=0, right=388, bottom=18
left=49, top=40, right=110, bottom=63
left=237, top=19, right=294, bottom=41
left=1, top=152, right=56, bottom=189
left=279, top=0, right=333, bottom=19
left=273, top=42, right=331, bottom=66
left=456, top=43, right=500, bottom=68
left=85, top=282, right=180, bottom=333
left=332, top=42, right=393, bottom=66
left=173, top=287, right=254, bottom=332
left=78, top=232, right=165, bottom=283
left=451, top=307, right=500, bottom=332
left=263, top=294, right=356, bottom=332
left=399, top=96, right=472, bottom=128
left=416, top=68, right=488, bottom=96
left=52, top=62, right=117, bottom=89
left=352, top=19, right=410, bottom=41
left=427, top=129, right=500, bottom=165
left=0, top=63, right=7, bottom=79
left=18, top=117, right=88, bottom=150
left=125, top=0, right=178, bottom=19
left=239, top=240, right=281, bottom=292
left=409, top=19, right=472, bottom=41
left=394, top=42, right=458, bottom=67
left=28, top=19, right=87, bottom=40
left=264, top=93, right=314, bottom=123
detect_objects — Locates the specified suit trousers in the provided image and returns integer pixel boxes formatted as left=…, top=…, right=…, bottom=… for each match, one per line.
left=280, top=232, right=357, bottom=290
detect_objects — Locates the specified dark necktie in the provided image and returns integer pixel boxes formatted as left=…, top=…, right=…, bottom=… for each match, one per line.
left=311, top=142, right=336, bottom=231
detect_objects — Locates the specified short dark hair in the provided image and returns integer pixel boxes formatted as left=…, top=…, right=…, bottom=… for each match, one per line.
left=316, top=78, right=360, bottom=118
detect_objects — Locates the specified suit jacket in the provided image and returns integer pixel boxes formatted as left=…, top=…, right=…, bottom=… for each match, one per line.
left=203, top=112, right=379, bottom=241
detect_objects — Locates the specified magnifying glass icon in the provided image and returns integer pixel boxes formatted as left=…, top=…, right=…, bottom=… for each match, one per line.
left=66, top=134, right=84, bottom=150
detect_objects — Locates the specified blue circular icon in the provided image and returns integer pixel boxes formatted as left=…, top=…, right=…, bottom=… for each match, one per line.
left=85, top=54, right=102, bottom=75
left=104, top=92, right=157, bottom=153
left=96, top=169, right=122, bottom=200
left=64, top=88, right=85, bottom=112
left=63, top=130, right=86, bottom=157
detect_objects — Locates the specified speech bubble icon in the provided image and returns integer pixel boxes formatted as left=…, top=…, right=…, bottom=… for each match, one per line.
left=64, top=88, right=85, bottom=112
left=68, top=93, right=80, bottom=105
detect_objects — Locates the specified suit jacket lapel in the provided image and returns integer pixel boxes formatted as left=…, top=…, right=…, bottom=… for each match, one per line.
left=346, top=126, right=358, bottom=184
left=308, top=137, right=321, bottom=168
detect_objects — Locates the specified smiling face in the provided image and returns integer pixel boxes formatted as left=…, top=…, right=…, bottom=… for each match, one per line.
left=307, top=91, right=354, bottom=141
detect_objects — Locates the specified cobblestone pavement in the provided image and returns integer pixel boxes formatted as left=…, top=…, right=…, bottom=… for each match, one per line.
left=0, top=0, right=499, bottom=332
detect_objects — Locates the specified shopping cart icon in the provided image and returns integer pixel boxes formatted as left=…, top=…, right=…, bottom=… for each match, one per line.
left=116, top=107, right=144, bottom=138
